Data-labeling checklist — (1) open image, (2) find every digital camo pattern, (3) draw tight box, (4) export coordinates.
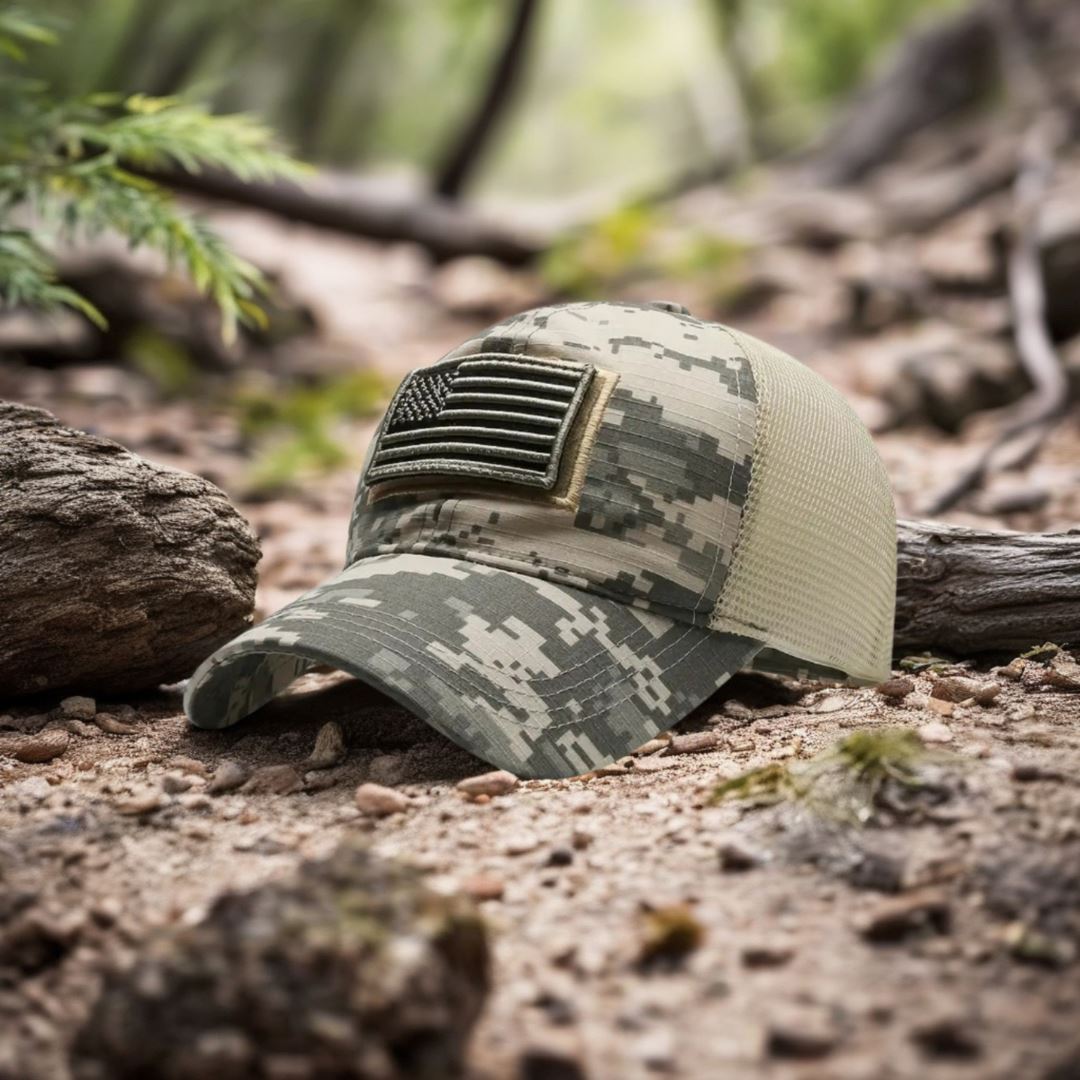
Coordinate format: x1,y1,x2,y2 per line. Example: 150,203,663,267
349,302,758,624
185,553,762,779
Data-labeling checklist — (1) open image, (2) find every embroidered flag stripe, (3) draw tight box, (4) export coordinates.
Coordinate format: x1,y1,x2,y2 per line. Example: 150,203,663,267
367,354,595,490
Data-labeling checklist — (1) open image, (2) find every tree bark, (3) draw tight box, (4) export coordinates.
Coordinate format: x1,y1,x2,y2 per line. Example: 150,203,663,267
895,519,1080,654
159,168,545,265
0,402,259,698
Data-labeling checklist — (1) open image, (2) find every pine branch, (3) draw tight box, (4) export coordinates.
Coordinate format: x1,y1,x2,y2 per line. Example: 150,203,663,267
0,4,302,341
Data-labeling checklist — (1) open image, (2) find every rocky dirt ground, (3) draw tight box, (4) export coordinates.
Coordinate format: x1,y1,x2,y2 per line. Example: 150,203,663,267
2,197,1080,1079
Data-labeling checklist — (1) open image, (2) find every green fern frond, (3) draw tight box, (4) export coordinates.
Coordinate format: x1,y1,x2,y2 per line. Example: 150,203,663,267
0,229,105,326
0,3,303,341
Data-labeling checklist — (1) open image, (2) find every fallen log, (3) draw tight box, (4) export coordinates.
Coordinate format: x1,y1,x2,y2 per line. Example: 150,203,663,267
895,519,1080,654
159,168,546,265
0,402,259,698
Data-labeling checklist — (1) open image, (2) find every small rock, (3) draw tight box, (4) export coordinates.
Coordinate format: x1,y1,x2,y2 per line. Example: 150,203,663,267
457,769,519,798
741,942,795,968
925,697,954,718
997,658,1026,681
876,677,915,701
462,874,505,902
166,755,210,776
59,695,96,720
242,765,303,796
973,682,1002,706
304,768,343,793
367,753,408,787
354,782,411,816
931,677,980,703
910,1014,981,1059
114,787,165,816
546,846,574,867
766,1007,840,1060
305,721,346,770
1007,703,1036,722
519,1041,587,1080
207,759,248,795
570,828,593,851
1043,651,1080,691
162,771,197,795
918,721,954,743
95,713,140,735
504,834,541,856
59,718,99,738
857,891,951,942
1011,762,1066,783
666,731,719,755
10,775,52,804
718,836,762,872
1,728,69,763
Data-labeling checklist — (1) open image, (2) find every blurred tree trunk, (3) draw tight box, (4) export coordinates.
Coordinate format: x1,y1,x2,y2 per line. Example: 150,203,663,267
433,0,542,200
810,2,999,185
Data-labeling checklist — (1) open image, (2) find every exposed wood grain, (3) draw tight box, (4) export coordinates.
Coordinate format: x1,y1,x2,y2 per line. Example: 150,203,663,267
0,402,259,697
896,519,1080,653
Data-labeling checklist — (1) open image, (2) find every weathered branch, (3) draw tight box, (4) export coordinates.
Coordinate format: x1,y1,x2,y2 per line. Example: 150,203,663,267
809,3,999,186
0,402,259,697
158,169,545,265
926,4,1071,513
433,0,542,200
895,519,1080,654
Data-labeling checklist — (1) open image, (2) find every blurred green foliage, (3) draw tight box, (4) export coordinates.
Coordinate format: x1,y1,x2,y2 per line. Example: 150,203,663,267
25,0,964,198
0,4,302,338
541,203,746,299
232,372,388,492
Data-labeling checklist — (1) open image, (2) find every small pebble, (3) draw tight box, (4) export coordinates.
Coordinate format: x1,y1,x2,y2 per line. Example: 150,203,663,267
367,753,408,787
95,713,140,735
546,846,574,867
930,677,980,703
766,1008,840,1060
457,769,519,798
354,782,411,816
858,891,951,942
741,942,795,968
925,697,954,718
241,765,303,796
305,721,346,770
162,771,197,795
113,787,165,816
718,836,761,872
207,759,248,795
504,834,541,856
463,874,505,902
910,1014,981,1059
876,677,914,701
974,682,1002,706
918,721,954,744
166,756,210,777
59,696,96,720
2,728,70,764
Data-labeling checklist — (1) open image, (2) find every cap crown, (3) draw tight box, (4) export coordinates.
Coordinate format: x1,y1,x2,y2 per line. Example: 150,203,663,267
348,302,895,684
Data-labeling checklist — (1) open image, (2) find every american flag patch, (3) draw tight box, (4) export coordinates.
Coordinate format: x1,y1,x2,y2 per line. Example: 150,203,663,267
367,354,596,490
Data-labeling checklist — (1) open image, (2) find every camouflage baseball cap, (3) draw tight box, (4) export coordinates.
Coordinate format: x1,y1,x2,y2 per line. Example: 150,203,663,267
185,301,896,778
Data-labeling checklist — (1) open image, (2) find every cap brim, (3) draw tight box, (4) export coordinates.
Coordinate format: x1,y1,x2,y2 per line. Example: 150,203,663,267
184,553,762,779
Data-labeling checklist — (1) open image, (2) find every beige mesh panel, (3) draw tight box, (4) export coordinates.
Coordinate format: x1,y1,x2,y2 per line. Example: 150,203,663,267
710,329,896,684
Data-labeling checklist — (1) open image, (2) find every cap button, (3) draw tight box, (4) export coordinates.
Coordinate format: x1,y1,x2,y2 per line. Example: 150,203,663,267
647,300,691,316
